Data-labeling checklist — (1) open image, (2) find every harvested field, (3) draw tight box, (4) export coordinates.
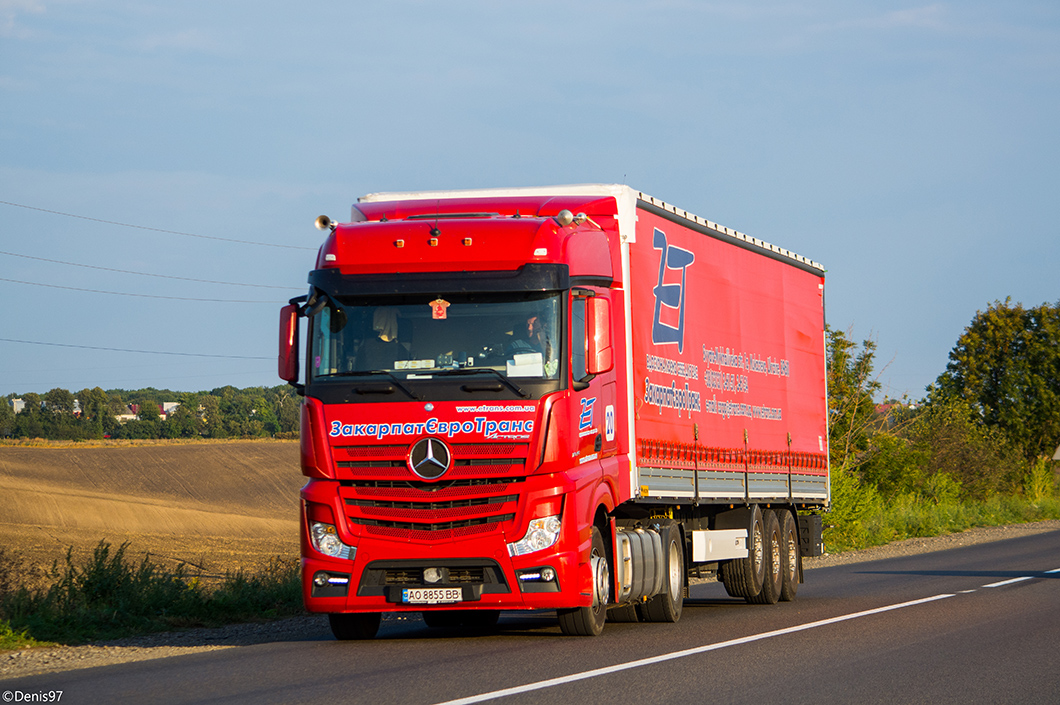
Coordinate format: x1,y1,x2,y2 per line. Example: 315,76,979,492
0,440,303,582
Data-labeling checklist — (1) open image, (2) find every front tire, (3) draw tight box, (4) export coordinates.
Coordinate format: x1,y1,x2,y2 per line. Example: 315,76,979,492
558,525,609,636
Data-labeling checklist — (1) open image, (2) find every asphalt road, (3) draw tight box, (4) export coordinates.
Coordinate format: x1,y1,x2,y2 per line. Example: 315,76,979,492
5,529,1059,705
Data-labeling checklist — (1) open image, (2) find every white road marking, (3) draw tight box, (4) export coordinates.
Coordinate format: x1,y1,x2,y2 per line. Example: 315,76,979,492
432,594,956,705
982,576,1035,588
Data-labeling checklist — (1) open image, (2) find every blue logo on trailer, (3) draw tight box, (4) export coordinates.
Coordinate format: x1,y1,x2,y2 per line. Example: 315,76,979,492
651,228,695,353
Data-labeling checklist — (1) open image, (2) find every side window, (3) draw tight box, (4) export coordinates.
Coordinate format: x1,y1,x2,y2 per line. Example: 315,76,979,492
571,295,587,383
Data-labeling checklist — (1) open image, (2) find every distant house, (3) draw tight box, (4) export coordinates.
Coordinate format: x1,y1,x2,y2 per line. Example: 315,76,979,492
115,404,139,424
114,402,180,423
11,398,25,414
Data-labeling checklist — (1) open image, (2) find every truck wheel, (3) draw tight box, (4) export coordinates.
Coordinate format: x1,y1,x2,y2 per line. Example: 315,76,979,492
748,510,782,605
779,510,799,602
720,507,765,599
639,522,684,623
329,612,382,640
558,526,609,636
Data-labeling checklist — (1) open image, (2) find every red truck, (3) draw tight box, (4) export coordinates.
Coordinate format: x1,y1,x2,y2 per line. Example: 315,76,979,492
279,184,829,639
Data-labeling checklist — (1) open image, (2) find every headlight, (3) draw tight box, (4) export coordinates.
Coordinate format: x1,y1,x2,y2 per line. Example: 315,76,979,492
310,521,356,560
507,515,562,557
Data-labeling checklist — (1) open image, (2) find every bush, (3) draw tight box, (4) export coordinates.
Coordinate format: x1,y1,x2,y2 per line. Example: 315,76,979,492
0,541,303,645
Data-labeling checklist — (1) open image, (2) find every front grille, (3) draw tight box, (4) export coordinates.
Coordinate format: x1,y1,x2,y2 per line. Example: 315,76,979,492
335,442,529,539
346,495,518,511
352,513,516,532
383,567,486,585
357,558,511,596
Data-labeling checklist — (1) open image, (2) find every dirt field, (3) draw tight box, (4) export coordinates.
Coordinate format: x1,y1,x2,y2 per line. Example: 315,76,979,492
0,440,304,582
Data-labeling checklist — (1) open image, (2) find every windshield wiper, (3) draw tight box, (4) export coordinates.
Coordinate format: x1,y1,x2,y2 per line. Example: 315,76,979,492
431,367,528,398
320,370,420,400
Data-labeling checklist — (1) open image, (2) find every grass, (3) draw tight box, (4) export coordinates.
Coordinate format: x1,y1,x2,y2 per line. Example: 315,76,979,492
0,437,296,448
4,491,1058,648
824,493,1060,553
0,542,303,648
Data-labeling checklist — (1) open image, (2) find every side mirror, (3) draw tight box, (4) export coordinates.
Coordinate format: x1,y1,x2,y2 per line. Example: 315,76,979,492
586,296,613,375
279,304,300,384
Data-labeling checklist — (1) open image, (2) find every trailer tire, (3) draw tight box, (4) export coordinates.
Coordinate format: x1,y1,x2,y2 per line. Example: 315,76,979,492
558,526,609,636
638,522,684,623
720,507,765,599
748,510,782,605
779,510,799,602
329,612,382,640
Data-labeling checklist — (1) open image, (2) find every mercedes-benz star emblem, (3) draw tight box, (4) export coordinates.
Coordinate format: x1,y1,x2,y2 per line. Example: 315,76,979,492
408,438,451,480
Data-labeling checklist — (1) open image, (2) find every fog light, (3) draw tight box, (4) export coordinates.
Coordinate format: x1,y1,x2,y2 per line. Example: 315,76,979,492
423,567,443,584
541,567,556,582
314,572,329,587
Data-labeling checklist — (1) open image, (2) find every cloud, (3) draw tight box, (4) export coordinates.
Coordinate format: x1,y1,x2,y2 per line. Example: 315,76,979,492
818,4,951,34
133,27,228,55
0,0,45,37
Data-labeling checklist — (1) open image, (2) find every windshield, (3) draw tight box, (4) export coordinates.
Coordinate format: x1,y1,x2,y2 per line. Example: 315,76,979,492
310,292,562,395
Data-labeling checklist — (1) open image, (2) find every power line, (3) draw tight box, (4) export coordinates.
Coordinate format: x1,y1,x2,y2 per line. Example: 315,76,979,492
0,249,305,290
0,337,272,360
0,199,317,251
0,277,279,303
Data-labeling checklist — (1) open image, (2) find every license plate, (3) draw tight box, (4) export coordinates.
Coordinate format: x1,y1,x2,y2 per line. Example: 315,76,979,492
402,587,463,604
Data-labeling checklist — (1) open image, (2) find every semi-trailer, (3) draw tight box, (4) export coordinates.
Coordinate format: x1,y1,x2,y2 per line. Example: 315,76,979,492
279,184,828,638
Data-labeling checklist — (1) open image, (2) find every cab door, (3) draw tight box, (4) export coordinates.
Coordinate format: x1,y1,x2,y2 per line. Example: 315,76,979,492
570,289,617,463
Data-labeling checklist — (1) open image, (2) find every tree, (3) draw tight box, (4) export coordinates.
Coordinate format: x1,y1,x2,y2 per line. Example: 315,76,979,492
44,388,75,415
162,394,199,438
932,299,1060,459
826,326,882,469
199,395,227,438
77,387,110,440
13,392,44,438
137,400,162,423
0,396,14,437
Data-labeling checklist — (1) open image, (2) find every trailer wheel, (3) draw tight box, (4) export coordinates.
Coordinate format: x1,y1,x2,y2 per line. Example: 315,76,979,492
558,526,609,636
779,510,799,602
329,612,382,640
720,506,765,599
638,522,684,623
748,510,782,605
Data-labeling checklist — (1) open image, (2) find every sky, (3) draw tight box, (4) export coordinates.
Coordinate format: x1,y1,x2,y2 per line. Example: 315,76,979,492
1,1,1057,400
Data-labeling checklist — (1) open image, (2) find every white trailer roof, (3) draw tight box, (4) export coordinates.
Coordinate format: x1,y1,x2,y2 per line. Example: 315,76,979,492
359,184,825,273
